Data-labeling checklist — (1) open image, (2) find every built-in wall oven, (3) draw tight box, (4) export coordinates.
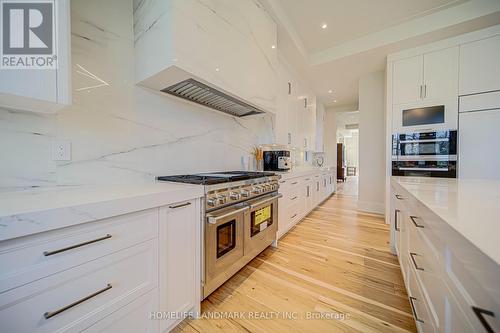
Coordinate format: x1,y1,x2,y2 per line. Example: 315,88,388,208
392,130,457,178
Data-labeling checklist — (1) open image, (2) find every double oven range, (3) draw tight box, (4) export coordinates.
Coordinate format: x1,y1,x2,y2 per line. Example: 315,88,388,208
158,171,281,299
392,130,457,178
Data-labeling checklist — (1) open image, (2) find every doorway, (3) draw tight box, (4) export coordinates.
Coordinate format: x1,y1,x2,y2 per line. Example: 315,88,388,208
336,111,359,197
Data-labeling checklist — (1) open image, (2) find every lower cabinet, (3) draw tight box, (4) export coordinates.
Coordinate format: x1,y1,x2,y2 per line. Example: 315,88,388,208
0,198,202,333
391,181,499,333
158,200,200,333
277,170,335,239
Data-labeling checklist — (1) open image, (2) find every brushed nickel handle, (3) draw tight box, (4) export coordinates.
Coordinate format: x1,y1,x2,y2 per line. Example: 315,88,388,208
207,206,249,224
288,82,291,95
291,181,298,185
409,296,424,323
44,284,112,319
410,216,424,228
472,306,496,333
423,84,427,98
43,234,112,256
410,252,424,271
290,213,298,219
419,85,423,99
395,194,404,200
291,196,298,200
169,202,191,209
394,209,400,231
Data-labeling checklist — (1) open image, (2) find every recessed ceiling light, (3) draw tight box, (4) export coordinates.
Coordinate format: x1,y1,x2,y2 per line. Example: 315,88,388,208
271,45,276,49
333,100,337,103
215,67,220,72
321,23,328,29
328,90,333,94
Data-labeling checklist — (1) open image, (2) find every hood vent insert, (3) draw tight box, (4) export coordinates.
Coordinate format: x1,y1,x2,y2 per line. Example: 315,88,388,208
161,78,265,117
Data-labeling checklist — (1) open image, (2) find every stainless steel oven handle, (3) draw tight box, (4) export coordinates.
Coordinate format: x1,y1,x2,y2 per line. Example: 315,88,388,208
248,193,283,210
398,167,449,172
207,206,249,224
399,138,449,143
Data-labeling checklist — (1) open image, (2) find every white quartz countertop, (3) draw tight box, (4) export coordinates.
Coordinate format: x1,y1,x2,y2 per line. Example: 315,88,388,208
393,176,500,265
277,166,335,180
0,183,204,242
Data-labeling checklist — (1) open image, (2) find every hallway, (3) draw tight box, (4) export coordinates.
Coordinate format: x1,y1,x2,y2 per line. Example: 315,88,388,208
173,193,416,333
336,176,359,197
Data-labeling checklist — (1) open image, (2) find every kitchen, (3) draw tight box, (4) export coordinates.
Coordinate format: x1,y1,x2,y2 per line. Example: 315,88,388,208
0,0,499,332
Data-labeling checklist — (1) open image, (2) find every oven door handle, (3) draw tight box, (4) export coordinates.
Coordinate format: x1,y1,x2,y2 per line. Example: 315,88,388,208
398,167,449,172
207,206,249,224
399,138,449,143
248,193,283,210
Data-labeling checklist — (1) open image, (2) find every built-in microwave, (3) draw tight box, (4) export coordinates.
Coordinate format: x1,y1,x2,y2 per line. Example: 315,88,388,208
392,98,458,133
392,130,457,178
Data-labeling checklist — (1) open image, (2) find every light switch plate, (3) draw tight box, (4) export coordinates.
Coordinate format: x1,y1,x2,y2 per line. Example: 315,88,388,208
52,140,71,161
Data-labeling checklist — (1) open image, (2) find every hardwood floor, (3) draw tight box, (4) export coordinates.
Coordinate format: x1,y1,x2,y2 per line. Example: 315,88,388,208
173,192,417,333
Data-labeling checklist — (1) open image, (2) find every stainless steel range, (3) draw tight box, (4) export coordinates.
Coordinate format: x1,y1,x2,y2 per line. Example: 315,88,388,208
157,171,281,299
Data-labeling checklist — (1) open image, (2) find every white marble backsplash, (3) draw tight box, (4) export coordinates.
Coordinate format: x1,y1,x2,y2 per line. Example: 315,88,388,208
0,0,274,191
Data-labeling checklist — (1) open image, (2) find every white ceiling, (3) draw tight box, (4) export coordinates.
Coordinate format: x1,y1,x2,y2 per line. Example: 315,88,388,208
277,0,467,53
262,0,500,108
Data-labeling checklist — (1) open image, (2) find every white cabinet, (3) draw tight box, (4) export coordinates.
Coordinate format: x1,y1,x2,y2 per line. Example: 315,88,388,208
459,34,500,96
392,47,458,105
393,55,423,105
458,108,500,179
0,0,71,113
423,47,459,101
391,180,500,333
159,200,200,333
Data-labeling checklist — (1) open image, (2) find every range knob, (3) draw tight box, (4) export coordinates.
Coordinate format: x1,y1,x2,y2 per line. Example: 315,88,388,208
207,198,216,207
229,192,241,200
217,195,227,205
241,189,250,197
252,187,262,194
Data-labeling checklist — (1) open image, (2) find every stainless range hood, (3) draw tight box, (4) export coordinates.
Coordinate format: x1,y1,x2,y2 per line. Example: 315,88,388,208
161,78,265,117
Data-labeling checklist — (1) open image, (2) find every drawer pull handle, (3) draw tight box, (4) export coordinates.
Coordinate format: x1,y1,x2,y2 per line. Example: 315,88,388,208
410,216,424,228
394,209,400,231
44,283,112,319
169,202,191,209
43,234,112,257
409,296,424,323
291,181,298,185
472,306,496,333
291,213,298,219
409,252,424,271
291,196,298,200
395,194,404,200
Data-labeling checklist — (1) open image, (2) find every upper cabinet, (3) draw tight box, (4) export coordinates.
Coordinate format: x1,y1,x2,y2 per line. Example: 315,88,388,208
459,35,500,96
392,47,458,105
0,0,71,113
133,0,278,115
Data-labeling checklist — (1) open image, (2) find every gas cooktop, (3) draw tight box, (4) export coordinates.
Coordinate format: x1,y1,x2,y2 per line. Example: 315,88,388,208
157,171,276,185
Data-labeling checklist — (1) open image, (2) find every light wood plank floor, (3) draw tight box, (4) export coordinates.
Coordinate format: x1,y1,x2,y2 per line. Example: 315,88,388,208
173,192,417,333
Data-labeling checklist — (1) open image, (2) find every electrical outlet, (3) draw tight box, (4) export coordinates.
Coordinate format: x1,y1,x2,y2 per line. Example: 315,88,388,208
52,140,71,161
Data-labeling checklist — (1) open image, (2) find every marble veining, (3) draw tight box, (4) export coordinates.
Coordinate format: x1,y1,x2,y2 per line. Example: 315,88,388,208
0,0,274,190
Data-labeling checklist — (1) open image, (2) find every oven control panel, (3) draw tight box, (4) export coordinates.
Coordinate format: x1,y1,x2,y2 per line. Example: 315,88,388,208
206,178,279,211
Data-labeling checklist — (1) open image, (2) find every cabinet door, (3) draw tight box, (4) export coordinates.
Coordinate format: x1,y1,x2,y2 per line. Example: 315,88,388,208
159,200,199,333
393,55,423,105
423,47,458,101
287,80,299,147
460,35,500,95
275,65,291,145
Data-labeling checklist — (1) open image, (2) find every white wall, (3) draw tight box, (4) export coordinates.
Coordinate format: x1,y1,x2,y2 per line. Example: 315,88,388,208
358,71,386,214
323,110,337,168
344,132,359,170
0,0,274,191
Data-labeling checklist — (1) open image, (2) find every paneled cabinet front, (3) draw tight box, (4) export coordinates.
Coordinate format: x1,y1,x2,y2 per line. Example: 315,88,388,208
158,200,200,333
391,181,500,333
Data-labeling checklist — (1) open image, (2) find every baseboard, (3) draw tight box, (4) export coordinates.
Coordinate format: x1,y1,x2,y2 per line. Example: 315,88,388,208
357,200,385,215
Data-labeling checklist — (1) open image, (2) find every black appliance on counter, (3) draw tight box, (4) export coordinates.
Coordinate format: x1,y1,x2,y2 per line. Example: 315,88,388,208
263,150,291,171
392,130,457,178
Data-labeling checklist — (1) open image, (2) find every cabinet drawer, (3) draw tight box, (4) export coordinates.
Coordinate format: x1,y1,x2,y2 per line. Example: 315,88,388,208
407,267,435,333
0,208,158,293
82,289,159,333
407,218,444,329
0,240,158,333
